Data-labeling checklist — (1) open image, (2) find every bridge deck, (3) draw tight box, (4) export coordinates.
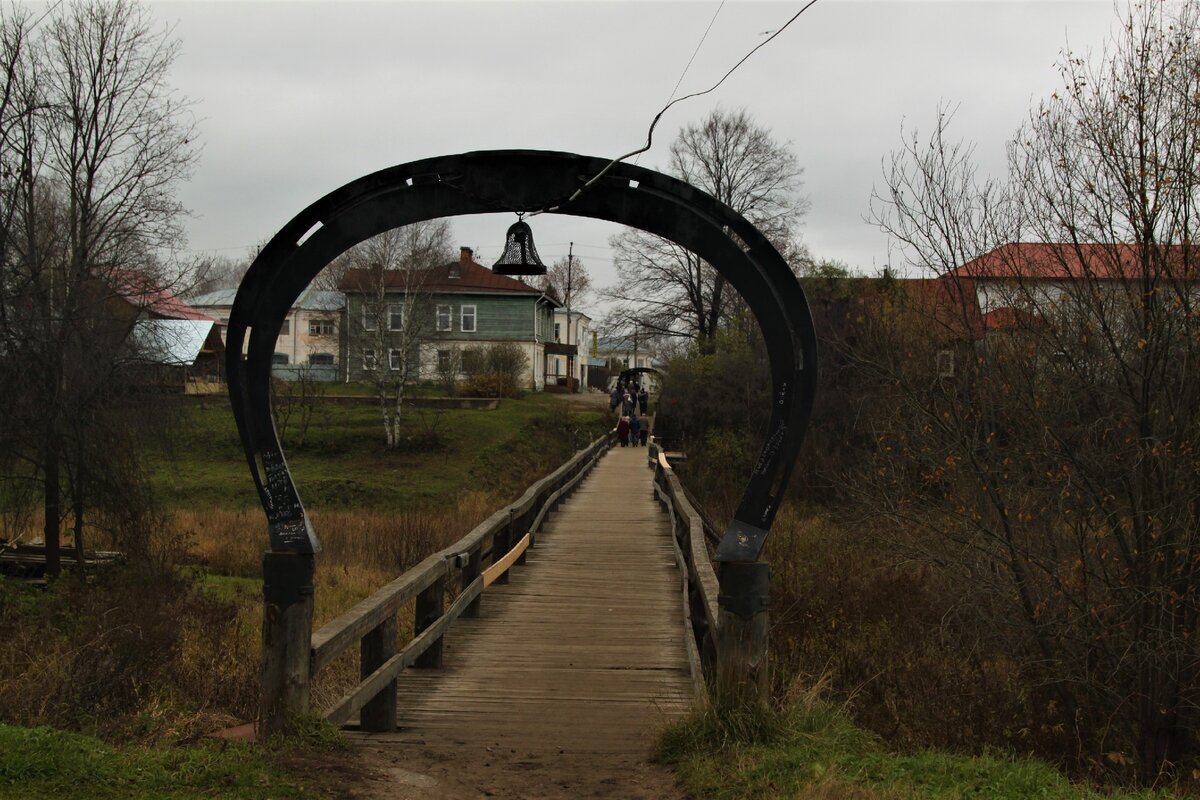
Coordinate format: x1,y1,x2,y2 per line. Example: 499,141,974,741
350,445,693,798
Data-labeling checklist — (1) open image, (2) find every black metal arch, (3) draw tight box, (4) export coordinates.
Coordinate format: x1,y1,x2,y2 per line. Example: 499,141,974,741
225,150,817,563
617,366,661,387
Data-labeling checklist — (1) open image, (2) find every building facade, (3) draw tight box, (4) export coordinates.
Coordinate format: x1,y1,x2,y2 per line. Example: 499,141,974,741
189,286,343,380
339,247,559,389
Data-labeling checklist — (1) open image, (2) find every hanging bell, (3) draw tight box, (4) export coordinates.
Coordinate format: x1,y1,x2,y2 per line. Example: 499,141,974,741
492,219,548,276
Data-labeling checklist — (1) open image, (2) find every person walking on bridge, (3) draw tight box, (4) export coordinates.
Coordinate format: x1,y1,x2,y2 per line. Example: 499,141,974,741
638,386,648,415
609,385,621,412
629,413,641,447
616,415,631,447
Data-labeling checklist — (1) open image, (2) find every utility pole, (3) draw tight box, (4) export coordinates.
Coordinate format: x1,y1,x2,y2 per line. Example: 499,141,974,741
566,242,574,392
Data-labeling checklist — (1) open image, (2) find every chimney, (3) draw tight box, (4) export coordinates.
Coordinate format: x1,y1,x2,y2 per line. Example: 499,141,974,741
450,246,471,280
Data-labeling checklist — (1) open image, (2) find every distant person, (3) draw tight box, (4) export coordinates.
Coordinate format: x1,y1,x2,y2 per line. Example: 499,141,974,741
639,424,649,447
629,413,641,447
609,386,621,412
616,415,631,447
622,391,635,416
638,386,648,415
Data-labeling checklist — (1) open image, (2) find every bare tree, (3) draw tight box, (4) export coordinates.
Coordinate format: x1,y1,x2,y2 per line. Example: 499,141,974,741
608,107,809,346
862,0,1200,781
343,222,453,448
538,254,591,310
0,0,197,574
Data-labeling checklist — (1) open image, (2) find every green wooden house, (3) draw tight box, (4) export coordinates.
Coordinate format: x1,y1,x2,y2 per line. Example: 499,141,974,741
339,247,571,388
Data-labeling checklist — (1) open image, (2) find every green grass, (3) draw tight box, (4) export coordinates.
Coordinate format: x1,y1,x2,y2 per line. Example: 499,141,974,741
153,392,605,511
0,724,317,799
658,702,1168,800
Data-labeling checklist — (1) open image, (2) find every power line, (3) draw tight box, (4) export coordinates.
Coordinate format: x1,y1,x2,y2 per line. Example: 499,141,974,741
531,0,822,217
634,0,726,167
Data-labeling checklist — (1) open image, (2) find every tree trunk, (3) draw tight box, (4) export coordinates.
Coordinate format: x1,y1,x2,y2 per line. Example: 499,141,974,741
43,436,61,578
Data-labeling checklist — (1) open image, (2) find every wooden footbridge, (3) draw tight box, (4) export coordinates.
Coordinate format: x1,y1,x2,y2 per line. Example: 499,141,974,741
268,431,727,791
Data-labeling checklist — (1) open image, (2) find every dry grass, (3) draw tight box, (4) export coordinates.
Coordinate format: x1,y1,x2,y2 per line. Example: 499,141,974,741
0,491,503,738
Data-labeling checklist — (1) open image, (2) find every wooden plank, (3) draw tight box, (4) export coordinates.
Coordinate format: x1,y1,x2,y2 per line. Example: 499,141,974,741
358,446,695,758
482,532,530,587
324,576,484,726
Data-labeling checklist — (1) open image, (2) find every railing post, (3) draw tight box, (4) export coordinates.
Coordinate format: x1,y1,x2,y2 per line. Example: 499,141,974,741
515,505,530,566
492,510,512,584
359,615,397,732
714,561,770,708
260,551,315,735
463,546,482,618
414,575,446,668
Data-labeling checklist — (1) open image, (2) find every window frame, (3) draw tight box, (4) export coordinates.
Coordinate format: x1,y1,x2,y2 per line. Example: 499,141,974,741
389,348,403,371
388,304,404,332
362,348,377,370
436,304,452,332
308,353,334,366
309,318,335,336
271,352,289,366
460,304,477,333
362,304,377,332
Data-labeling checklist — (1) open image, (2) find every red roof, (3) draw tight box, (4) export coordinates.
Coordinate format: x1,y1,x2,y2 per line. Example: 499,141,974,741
111,269,214,321
948,242,1196,282
339,248,544,296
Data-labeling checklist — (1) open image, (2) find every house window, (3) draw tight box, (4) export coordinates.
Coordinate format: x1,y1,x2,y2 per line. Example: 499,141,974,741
389,349,404,371
389,304,404,332
437,349,452,372
554,322,561,342
309,319,334,336
462,349,483,374
309,353,334,366
461,305,476,333
363,305,377,331
279,319,290,336
362,349,377,370
436,305,452,331
272,352,289,365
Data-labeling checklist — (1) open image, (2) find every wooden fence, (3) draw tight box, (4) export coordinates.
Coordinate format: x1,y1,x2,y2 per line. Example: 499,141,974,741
648,440,720,692
308,433,612,730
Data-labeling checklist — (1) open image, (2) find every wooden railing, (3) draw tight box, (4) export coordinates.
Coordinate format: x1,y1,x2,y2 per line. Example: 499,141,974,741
310,433,612,730
649,439,720,694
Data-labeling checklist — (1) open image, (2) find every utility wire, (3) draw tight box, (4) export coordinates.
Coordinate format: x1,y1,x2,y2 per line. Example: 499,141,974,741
531,0,821,217
634,0,726,167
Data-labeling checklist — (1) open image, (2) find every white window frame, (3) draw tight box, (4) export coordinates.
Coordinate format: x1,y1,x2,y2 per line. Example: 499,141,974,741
554,322,561,342
362,348,377,370
460,304,477,333
309,318,334,336
388,304,404,332
389,348,403,371
436,304,452,332
362,304,377,331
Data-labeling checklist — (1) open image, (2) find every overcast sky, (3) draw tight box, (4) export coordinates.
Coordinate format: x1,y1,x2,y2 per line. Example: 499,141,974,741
145,0,1120,304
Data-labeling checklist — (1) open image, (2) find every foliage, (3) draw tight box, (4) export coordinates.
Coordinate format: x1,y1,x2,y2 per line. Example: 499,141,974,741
0,0,199,575
460,342,530,398
659,696,1169,800
859,0,1200,782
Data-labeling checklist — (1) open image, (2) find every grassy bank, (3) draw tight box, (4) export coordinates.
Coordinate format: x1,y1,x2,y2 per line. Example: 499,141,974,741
0,723,353,800
156,391,605,511
660,701,1166,800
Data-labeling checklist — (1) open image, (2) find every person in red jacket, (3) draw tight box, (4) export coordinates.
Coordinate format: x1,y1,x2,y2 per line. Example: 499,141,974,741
616,415,631,447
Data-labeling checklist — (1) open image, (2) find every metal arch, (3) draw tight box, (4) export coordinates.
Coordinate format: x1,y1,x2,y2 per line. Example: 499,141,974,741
225,150,817,563
617,366,662,386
